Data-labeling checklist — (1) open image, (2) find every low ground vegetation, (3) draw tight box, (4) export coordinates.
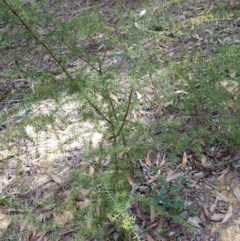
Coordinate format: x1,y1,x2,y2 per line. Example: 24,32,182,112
0,0,240,240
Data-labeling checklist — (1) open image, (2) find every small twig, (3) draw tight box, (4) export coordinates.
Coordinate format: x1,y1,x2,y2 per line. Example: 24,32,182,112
9,79,30,84
109,88,134,173
108,94,118,121
213,156,240,168
97,48,108,75
62,39,102,74
0,99,22,104
88,99,112,125
115,87,134,139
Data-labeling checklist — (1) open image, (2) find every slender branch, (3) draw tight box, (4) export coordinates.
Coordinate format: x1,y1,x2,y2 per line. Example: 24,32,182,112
63,37,108,76
115,87,134,139
97,49,108,75
110,87,134,173
2,0,72,80
3,0,114,126
62,39,102,74
88,99,112,125
108,94,118,121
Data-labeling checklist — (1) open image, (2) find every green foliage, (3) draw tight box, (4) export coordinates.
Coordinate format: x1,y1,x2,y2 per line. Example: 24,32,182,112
72,170,140,240
0,196,14,206
134,192,193,231
172,43,240,149
158,224,168,235
153,176,185,215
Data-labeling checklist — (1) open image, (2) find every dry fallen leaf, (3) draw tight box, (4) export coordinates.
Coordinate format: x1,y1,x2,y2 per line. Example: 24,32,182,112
229,70,237,79
96,205,101,218
50,174,63,185
110,94,119,104
232,185,240,203
32,231,37,239
181,151,188,168
0,213,11,236
147,221,159,229
80,188,89,197
77,188,89,201
221,204,233,224
199,139,205,147
210,201,217,213
210,224,220,238
202,205,210,217
34,231,47,241
54,210,74,226
201,155,207,168
216,191,230,203
193,34,204,41
155,103,163,115
188,73,194,80
166,173,183,182
22,234,31,241
147,178,156,184
147,168,161,184
79,162,89,170
43,236,48,241
146,233,155,241
37,212,52,223
159,151,166,167
146,94,152,101
38,213,45,222
89,165,95,175
19,219,28,231
175,90,188,95
190,180,198,188
156,152,161,167
150,205,155,223
136,91,143,100
209,213,225,222
128,176,135,187
76,199,90,209
220,79,238,95
145,154,152,167
187,216,202,228
32,161,46,174
210,197,219,213
217,167,230,181
203,205,225,221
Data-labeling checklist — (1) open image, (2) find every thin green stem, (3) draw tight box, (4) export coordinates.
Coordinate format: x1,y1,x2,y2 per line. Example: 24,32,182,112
115,87,134,139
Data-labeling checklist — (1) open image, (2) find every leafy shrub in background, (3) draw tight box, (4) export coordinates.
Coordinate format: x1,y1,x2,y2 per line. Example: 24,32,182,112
172,44,240,149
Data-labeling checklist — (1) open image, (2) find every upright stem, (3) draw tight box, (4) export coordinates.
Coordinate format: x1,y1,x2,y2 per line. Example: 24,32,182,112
112,87,134,173
115,87,134,139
